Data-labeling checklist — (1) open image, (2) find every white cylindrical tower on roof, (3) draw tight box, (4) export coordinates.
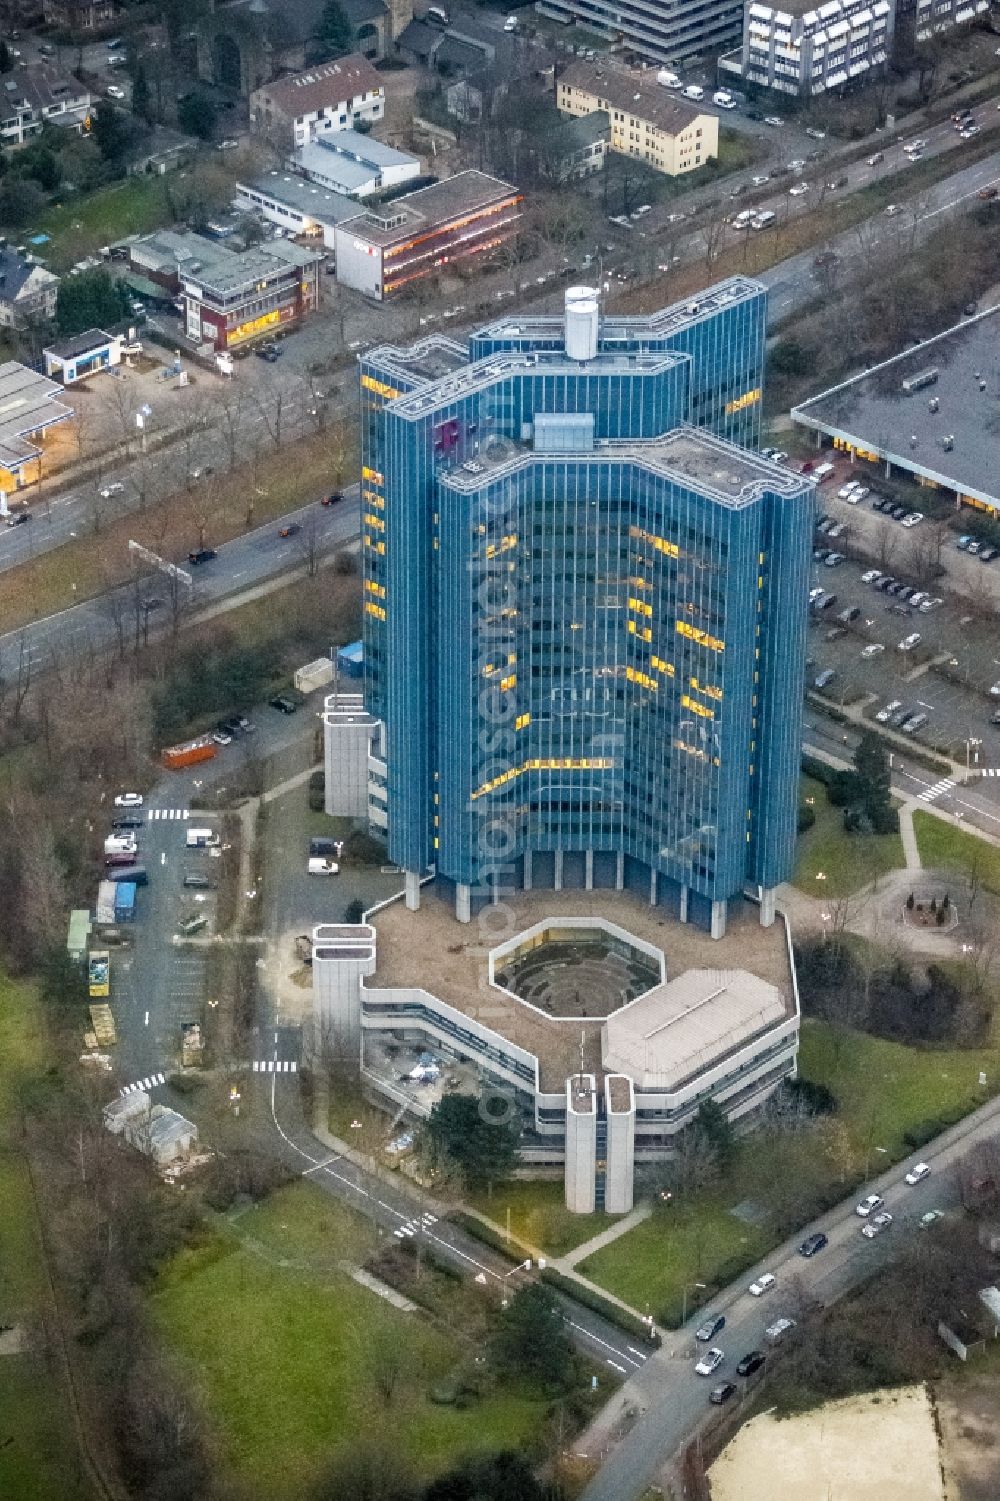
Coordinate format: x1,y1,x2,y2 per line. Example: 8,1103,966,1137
564,286,599,362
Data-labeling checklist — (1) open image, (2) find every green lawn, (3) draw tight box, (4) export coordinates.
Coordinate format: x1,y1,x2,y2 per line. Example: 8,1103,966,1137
0,972,90,1501
794,776,905,897
798,1017,999,1156
912,811,1000,894
469,1178,618,1257
36,176,175,270
576,1198,771,1327
154,1184,551,1499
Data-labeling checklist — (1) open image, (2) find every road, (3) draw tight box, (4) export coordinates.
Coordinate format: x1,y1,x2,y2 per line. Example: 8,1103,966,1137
579,1088,1000,1501
0,489,360,669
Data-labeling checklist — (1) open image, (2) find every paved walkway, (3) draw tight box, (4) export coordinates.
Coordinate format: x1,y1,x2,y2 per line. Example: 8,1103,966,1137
560,1202,653,1270
899,800,922,872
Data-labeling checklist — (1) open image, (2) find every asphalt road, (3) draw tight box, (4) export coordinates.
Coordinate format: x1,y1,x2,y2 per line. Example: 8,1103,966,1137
0,489,360,669
579,1088,1000,1501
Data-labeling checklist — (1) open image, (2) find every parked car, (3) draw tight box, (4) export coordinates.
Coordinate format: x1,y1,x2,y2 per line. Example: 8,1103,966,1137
188,548,218,564
748,1273,776,1297
855,1193,884,1217
920,1210,945,1229
901,512,924,528
178,913,208,935
898,633,921,652
709,1382,737,1405
861,643,885,658
321,491,344,507
861,1212,893,1239
5,511,32,527
212,727,233,746
112,815,144,830
114,792,143,807
814,669,836,689
270,695,298,714
906,1162,931,1185
764,1317,797,1344
798,1232,828,1257
875,699,902,724
838,606,861,623
182,872,215,889
695,1314,726,1342
737,1351,766,1377
695,1347,726,1376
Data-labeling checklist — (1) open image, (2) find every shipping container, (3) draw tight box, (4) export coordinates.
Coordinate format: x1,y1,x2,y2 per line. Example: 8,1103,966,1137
96,881,118,925
104,865,148,885
161,735,217,770
293,657,334,694
114,883,137,921
88,949,110,998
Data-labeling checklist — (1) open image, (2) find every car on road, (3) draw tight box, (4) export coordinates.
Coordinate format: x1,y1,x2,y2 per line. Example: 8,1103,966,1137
100,485,124,503
188,548,218,564
978,186,999,201
898,633,921,652
861,644,885,658
905,1162,931,1185
212,727,233,746
256,346,279,362
235,715,255,733
765,1317,797,1345
980,546,999,563
805,126,826,139
789,182,810,196
750,174,769,186
321,491,343,506
763,115,783,127
695,1347,725,1376
814,669,836,689
278,522,302,538
861,568,881,583
709,1382,737,1405
308,856,340,875
920,1209,945,1229
182,872,215,889
748,1273,776,1297
838,606,861,624
861,1212,893,1239
813,250,838,268
5,511,32,526
798,1232,828,1257
856,1193,884,1217
112,815,144,830
901,512,923,527
695,1314,726,1342
885,203,901,216
106,83,126,99
867,152,884,166
787,158,806,171
737,1351,766,1377
269,695,298,714
114,792,143,807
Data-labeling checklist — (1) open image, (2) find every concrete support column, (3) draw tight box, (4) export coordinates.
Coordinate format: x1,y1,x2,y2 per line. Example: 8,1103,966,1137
649,869,658,907
584,849,594,890
710,898,727,941
615,851,624,890
404,870,421,911
759,886,776,928
554,849,563,891
679,884,689,925
523,850,533,891
885,458,892,478
455,882,471,924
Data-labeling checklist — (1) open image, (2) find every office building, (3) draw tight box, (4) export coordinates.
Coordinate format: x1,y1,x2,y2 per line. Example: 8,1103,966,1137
537,0,743,67
792,306,1000,515
249,54,385,150
334,170,523,301
556,62,718,175
725,0,892,97
914,0,990,41
356,277,812,938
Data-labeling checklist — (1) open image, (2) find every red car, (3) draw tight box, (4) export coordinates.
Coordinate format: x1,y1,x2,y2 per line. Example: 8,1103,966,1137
320,492,343,507
278,522,302,538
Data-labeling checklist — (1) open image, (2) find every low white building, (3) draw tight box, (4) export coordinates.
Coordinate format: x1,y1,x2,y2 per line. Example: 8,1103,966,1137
43,328,125,385
295,131,421,199
234,172,359,250
250,54,386,150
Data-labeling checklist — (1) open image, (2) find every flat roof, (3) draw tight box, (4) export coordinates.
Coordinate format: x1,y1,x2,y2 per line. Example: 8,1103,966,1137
792,306,1000,511
45,328,116,361
339,170,520,248
321,129,419,169
607,427,809,508
370,886,792,1091
603,968,788,1091
239,172,359,224
558,59,706,135
0,360,75,469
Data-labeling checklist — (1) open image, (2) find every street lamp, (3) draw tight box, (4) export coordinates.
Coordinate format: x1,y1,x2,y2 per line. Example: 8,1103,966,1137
500,1258,533,1308
682,1280,706,1325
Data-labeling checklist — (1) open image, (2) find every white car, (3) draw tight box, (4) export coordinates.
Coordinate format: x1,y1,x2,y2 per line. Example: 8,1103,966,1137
763,115,783,127
713,90,736,109
748,1273,776,1297
106,84,126,100
861,568,880,583
751,174,769,186
852,486,870,501
905,1162,931,1185
838,482,861,499
875,700,902,723
503,13,518,28
918,597,942,612
885,203,901,216
308,857,340,875
787,158,806,171
789,182,810,196
861,1212,893,1239
856,1193,884,1217
901,512,924,528
113,792,144,808
898,633,921,652
99,481,125,498
813,461,835,479
861,644,885,658
805,126,826,139
695,1347,725,1376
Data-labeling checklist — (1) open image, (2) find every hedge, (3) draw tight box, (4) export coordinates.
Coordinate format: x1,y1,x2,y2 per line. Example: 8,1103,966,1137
540,1266,661,1347
450,1210,531,1264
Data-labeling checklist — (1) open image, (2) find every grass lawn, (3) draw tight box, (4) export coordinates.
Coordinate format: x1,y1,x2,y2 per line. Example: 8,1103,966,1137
469,1178,618,1257
36,177,175,271
793,776,905,897
798,1017,1000,1156
912,811,1000,894
0,422,358,636
154,1183,551,1498
577,1197,771,1326
0,972,90,1501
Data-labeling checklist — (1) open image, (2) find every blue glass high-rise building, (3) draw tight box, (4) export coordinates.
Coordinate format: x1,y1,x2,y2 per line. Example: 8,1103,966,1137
358,277,812,936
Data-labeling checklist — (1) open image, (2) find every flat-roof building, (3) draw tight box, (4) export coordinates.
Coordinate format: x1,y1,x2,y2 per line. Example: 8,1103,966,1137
234,172,359,250
334,170,523,301
538,0,743,68
726,0,892,97
556,62,718,175
791,306,1000,514
294,130,421,199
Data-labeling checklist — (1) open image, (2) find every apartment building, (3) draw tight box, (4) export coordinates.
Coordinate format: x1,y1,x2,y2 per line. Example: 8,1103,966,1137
556,62,718,175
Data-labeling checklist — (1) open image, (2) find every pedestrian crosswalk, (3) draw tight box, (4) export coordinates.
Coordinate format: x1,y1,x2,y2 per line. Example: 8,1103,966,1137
147,808,192,821
393,1211,438,1239
919,777,956,803
252,1059,298,1074
120,1071,166,1096
979,768,1000,777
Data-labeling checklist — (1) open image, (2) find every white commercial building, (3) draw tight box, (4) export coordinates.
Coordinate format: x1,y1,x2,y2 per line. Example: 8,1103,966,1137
234,172,360,250
295,131,421,199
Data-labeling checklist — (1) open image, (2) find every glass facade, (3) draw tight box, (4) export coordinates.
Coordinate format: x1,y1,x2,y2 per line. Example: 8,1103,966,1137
358,277,812,923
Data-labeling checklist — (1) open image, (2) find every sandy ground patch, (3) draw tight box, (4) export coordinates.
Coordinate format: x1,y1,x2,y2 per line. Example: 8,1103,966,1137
936,1361,1000,1501
709,1386,944,1501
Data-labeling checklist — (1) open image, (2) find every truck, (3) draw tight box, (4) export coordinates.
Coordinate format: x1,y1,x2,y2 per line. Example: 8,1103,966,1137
88,949,110,998
186,827,220,849
96,880,118,926
104,834,137,857
114,882,137,922
104,864,148,886
106,849,140,867
293,657,334,695
161,735,217,771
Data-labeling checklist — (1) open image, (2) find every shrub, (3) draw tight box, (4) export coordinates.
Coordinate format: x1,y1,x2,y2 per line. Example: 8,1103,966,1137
797,803,816,834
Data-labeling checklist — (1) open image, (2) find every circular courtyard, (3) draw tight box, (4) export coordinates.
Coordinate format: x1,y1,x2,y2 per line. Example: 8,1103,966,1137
493,922,663,1018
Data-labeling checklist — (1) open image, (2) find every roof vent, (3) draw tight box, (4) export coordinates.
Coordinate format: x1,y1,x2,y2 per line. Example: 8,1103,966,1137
902,366,938,395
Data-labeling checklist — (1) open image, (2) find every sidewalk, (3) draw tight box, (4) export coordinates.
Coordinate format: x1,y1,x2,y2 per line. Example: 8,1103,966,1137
559,1202,653,1269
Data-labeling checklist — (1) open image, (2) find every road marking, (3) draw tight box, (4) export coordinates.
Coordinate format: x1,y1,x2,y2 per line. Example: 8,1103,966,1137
919,777,956,803
607,1359,628,1374
148,808,192,820
144,1010,149,1026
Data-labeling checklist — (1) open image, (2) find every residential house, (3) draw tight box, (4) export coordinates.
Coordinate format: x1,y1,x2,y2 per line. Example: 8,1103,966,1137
0,64,92,148
42,0,118,28
0,248,59,330
249,53,385,151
